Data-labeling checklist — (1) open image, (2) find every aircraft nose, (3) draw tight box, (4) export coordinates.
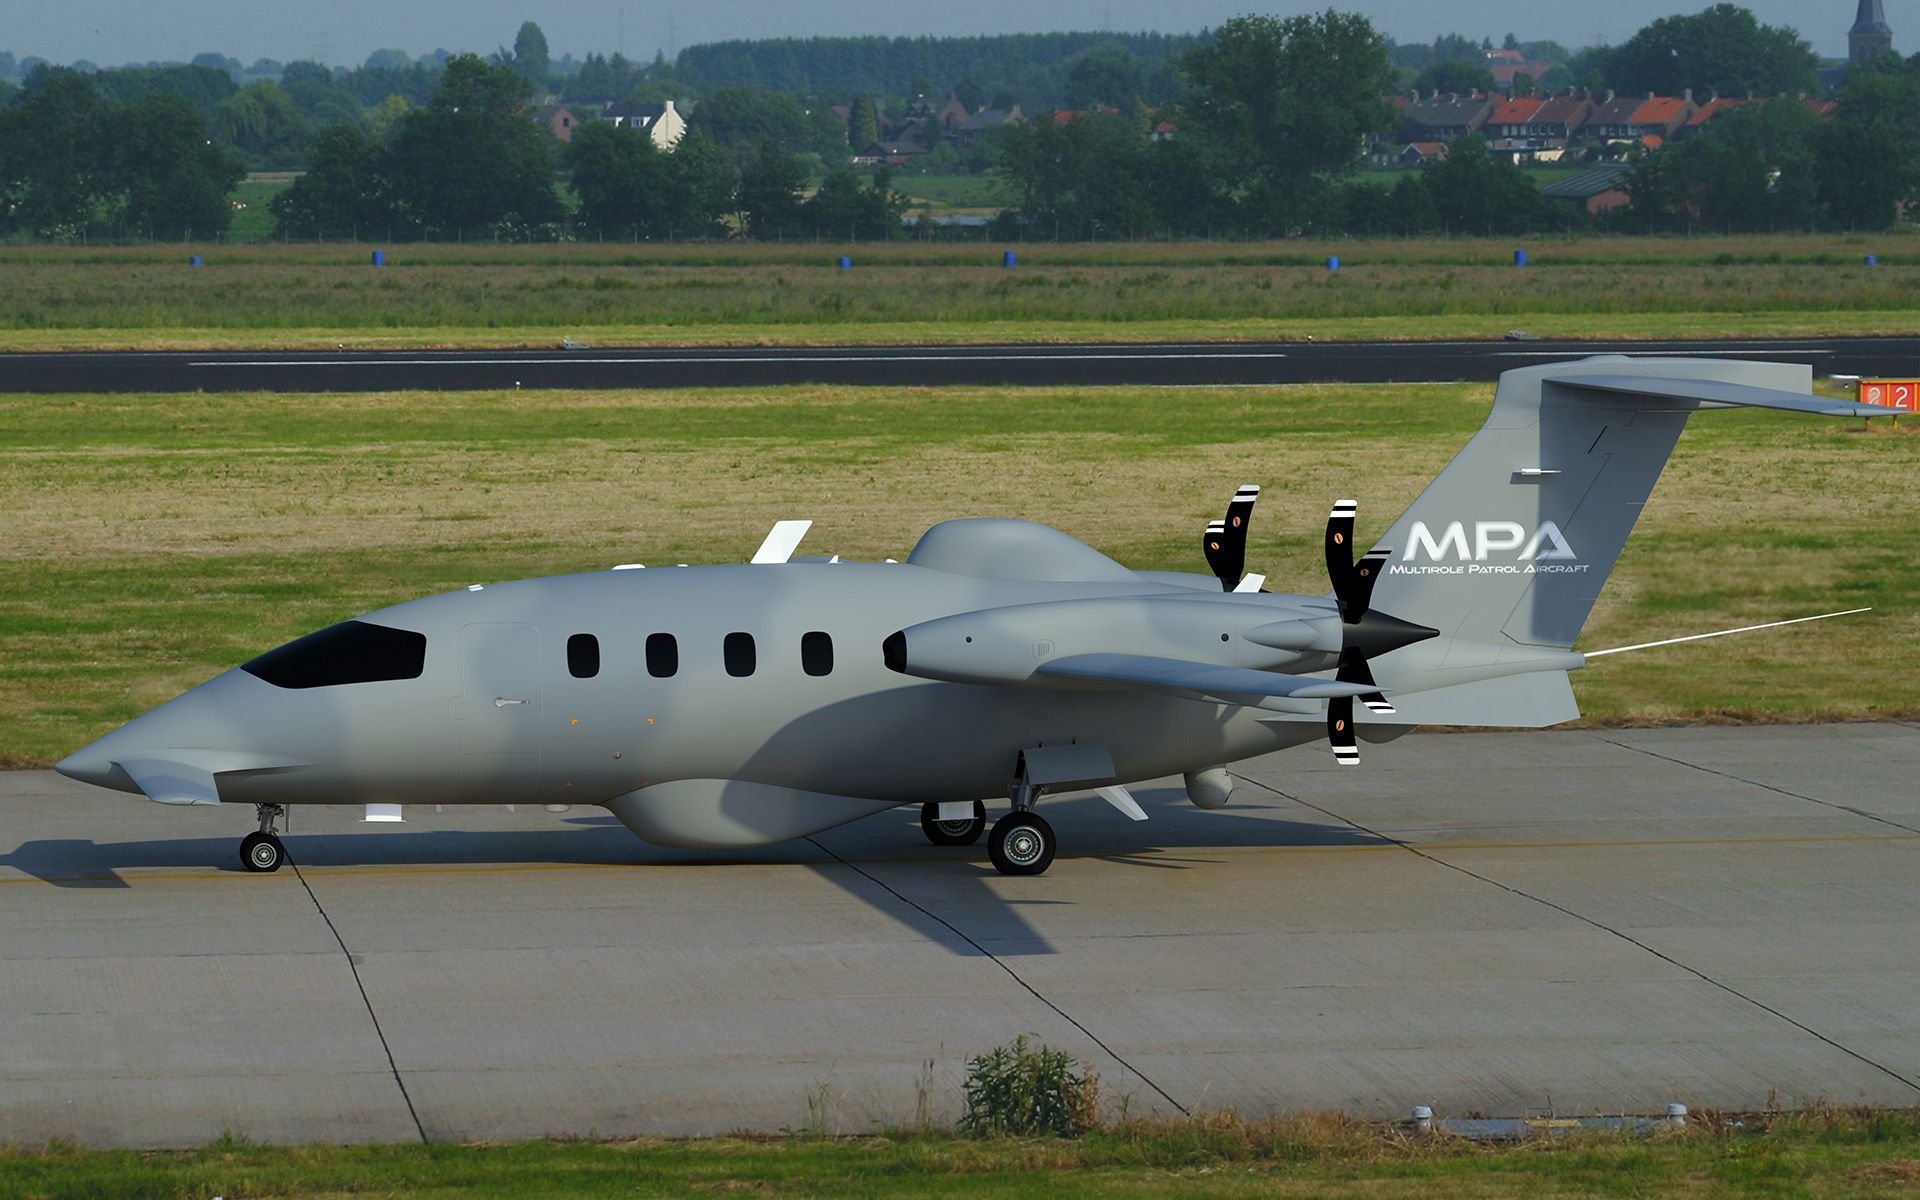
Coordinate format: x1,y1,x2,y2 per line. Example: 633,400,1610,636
53,744,118,789
54,686,213,794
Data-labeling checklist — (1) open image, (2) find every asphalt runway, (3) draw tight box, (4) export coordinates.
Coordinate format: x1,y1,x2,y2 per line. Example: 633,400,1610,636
3,335,1917,393
3,722,1917,1148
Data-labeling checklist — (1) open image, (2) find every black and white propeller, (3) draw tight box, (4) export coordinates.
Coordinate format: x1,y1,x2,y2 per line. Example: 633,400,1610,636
1203,485,1263,592
1321,498,1438,766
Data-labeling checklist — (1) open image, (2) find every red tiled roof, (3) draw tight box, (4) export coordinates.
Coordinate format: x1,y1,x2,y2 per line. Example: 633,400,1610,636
1630,96,1689,126
1685,96,1743,126
1640,133,1664,149
1488,96,1545,124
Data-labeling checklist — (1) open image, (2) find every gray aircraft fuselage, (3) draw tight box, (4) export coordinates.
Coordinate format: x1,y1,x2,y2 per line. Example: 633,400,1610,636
62,546,1331,846
55,355,1888,865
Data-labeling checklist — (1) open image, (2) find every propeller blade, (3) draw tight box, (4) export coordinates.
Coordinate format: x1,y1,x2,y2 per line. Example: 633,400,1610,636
1351,548,1390,616
1204,485,1260,591
1328,695,1358,765
1202,520,1229,589
1325,499,1358,616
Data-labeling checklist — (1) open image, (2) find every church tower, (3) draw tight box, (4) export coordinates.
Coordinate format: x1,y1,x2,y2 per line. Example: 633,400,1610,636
1850,0,1895,63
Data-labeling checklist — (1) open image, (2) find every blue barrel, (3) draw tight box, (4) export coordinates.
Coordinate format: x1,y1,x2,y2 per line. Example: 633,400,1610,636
189,255,202,266
371,249,385,266
1865,255,1878,266
1514,248,1528,267
836,255,851,270
1003,250,1017,267
1326,256,1339,271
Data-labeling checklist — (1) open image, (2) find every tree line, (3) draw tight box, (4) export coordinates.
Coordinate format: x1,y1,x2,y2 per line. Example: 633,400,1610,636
272,56,908,242
3,6,1916,243
990,12,1920,238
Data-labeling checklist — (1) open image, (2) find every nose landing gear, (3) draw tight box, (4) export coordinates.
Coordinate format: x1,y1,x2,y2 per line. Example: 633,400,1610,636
241,804,287,873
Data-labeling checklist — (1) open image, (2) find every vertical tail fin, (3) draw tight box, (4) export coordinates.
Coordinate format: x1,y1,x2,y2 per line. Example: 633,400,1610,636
1365,356,1877,650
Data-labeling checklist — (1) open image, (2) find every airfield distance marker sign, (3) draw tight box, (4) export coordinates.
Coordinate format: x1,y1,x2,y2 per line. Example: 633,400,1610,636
1858,379,1915,427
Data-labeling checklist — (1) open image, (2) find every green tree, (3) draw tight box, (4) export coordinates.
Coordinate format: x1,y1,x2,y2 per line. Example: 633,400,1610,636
565,119,672,235
0,67,107,236
1817,58,1920,230
1510,72,1537,98
511,21,550,87
1177,12,1397,230
1604,4,1816,97
1413,59,1495,94
210,81,311,168
694,88,806,152
106,92,246,238
803,105,849,159
384,54,559,237
735,139,804,238
269,123,388,237
849,94,880,149
368,94,411,139
662,127,736,237
1420,136,1551,233
1065,46,1147,108
803,165,907,239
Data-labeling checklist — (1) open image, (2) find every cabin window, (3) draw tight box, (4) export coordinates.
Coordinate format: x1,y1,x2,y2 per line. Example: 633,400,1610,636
646,633,678,678
801,631,833,677
243,621,426,690
724,632,756,677
567,633,600,679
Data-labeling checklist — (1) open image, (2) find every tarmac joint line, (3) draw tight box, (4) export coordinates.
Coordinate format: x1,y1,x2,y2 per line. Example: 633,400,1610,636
1230,771,1920,1099
1598,736,1920,836
289,851,431,1143
802,835,1191,1119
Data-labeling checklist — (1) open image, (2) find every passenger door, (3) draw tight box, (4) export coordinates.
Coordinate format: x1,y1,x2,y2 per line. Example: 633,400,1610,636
458,622,543,803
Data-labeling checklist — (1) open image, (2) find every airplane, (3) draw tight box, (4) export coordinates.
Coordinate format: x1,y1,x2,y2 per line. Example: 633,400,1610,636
53,356,1884,877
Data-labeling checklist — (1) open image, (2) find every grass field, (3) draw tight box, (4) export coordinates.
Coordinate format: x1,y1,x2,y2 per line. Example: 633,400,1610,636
0,234,1914,349
6,1110,1920,1198
1,381,1911,767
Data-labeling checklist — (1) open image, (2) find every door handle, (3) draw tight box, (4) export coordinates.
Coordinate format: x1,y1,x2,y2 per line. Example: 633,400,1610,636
494,696,528,707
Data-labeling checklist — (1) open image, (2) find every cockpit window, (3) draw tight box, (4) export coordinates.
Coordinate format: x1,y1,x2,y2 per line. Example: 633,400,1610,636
243,621,427,689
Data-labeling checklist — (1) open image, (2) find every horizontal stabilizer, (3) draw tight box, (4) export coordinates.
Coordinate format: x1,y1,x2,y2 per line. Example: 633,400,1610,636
1552,374,1887,418
1037,653,1374,708
1364,670,1577,728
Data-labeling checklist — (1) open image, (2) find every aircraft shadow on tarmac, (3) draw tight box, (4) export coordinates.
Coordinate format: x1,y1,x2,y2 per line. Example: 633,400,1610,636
0,787,1380,955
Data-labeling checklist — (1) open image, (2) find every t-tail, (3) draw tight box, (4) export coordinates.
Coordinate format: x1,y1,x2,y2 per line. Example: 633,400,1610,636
1353,356,1882,728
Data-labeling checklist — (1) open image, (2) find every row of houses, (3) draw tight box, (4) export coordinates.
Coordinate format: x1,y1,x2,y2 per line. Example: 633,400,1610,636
844,92,1026,165
531,99,688,150
1387,88,1840,165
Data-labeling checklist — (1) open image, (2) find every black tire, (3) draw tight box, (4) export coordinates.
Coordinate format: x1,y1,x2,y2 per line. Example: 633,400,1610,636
241,831,284,873
988,811,1055,876
921,801,986,846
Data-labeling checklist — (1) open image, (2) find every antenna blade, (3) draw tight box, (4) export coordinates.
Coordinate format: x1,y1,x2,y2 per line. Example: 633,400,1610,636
1095,785,1149,822
750,520,813,564
1584,608,1871,658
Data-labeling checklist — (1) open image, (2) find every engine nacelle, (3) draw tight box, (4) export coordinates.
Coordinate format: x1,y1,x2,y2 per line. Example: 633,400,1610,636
883,596,1330,687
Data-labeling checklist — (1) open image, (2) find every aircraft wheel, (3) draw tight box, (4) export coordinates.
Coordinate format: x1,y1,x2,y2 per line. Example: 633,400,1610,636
988,811,1055,877
921,801,986,846
241,832,285,873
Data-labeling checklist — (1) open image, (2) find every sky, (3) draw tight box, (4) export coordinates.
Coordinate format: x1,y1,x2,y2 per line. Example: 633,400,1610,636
8,1,1902,70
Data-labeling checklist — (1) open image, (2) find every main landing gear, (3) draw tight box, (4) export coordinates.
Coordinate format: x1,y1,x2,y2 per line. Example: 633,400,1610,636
986,763,1055,877
241,803,287,873
920,800,986,846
